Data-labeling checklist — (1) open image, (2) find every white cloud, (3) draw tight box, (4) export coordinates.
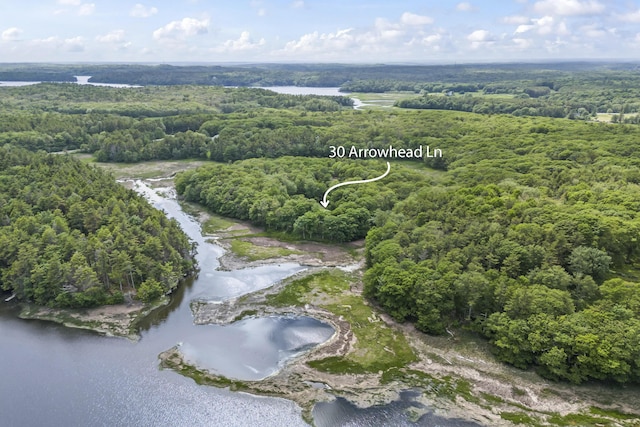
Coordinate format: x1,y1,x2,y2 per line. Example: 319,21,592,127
64,36,85,51
153,17,209,40
515,24,535,34
78,3,95,16
1,27,23,41
614,10,640,23
372,18,404,41
32,36,85,52
400,12,433,26
282,28,355,55
291,0,304,8
216,31,266,52
96,30,125,43
130,4,158,18
502,15,530,25
533,16,555,35
513,16,569,37
56,0,95,16
279,13,443,60
580,23,607,38
408,33,445,51
422,34,442,44
467,29,494,48
512,38,532,49
533,0,604,16
467,29,491,42
456,2,473,12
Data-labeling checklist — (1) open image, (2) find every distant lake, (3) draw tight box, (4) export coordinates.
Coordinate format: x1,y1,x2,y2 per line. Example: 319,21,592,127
0,76,140,88
258,86,345,96
259,86,364,108
0,81,41,86
74,76,141,88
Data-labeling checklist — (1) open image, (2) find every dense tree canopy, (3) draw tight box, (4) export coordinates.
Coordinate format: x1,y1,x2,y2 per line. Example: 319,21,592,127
175,157,432,242
359,115,640,384
0,147,196,307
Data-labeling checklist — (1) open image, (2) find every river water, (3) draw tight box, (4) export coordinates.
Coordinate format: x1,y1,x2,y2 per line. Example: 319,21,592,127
0,77,139,88
258,86,365,109
0,180,477,426
0,73,484,425
0,180,323,427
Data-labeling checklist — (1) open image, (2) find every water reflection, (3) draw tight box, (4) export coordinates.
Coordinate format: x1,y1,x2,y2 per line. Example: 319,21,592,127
0,181,321,427
180,316,334,380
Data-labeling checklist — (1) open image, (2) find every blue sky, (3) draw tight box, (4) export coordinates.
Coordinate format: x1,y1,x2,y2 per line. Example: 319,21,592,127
1,0,640,63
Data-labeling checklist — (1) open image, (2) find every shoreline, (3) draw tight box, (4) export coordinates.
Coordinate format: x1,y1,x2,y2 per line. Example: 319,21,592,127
11,169,639,426
180,267,501,426
167,206,640,427
18,296,171,340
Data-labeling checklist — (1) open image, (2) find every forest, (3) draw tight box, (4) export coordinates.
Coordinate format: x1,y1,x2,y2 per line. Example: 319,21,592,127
0,146,196,307
4,62,640,121
2,64,640,385
1,61,635,87
175,157,432,242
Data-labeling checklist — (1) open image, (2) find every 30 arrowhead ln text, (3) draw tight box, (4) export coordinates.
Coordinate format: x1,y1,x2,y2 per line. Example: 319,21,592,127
328,145,442,159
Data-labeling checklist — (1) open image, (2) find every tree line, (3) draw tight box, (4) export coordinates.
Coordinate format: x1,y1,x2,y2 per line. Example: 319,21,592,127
175,157,431,243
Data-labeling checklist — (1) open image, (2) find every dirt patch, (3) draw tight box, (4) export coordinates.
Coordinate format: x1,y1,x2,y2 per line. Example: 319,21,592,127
93,159,209,180
187,267,640,427
202,216,363,271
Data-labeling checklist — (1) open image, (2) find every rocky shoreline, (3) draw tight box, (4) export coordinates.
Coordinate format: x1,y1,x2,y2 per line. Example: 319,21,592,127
166,217,640,427
19,297,170,340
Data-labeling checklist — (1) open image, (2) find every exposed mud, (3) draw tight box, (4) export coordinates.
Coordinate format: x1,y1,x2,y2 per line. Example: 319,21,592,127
18,298,166,340
164,197,640,427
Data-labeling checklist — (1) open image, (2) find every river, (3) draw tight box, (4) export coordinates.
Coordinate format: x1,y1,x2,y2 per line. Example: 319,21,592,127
0,81,363,107
0,76,139,88
1,180,477,426
0,180,321,427
257,86,365,109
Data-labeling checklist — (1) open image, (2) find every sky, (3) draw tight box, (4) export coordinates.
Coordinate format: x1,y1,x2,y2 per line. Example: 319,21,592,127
1,0,640,63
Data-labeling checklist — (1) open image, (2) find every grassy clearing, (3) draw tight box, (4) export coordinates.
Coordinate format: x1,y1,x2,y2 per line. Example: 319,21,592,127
594,112,639,123
589,406,639,420
380,368,480,404
312,295,417,373
239,230,306,243
202,215,235,233
177,201,204,218
89,158,208,180
547,413,613,426
350,91,416,108
266,269,348,306
229,239,302,261
393,160,448,182
500,412,541,425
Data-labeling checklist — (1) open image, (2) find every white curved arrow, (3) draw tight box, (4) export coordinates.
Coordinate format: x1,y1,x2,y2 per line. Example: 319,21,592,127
320,162,391,208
